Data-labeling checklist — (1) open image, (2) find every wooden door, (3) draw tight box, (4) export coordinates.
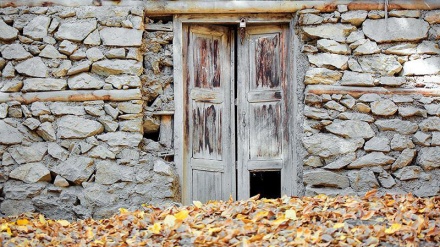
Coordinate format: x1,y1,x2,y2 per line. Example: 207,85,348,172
237,24,292,199
182,24,235,203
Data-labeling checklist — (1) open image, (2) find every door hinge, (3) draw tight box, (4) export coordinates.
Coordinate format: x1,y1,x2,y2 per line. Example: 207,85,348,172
239,17,246,45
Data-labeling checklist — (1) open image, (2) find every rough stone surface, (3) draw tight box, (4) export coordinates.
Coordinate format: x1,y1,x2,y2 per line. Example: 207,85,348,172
0,19,18,41
419,117,440,132
95,160,134,184
391,149,416,171
398,106,427,118
371,100,398,116
337,112,374,122
50,102,85,116
348,170,379,191
304,106,331,120
91,60,143,76
55,20,97,42
413,131,431,146
325,120,374,139
364,137,390,152
307,53,348,70
68,73,104,89
9,142,47,164
317,39,350,55
418,147,440,170
54,175,69,187
15,57,48,78
393,166,422,181
424,10,440,24
48,142,68,161
153,159,174,176
390,134,415,151
347,152,395,169
105,75,141,89
375,119,419,135
97,132,143,147
39,45,67,59
36,122,57,142
357,55,402,76
52,156,94,185
303,170,349,188
302,23,356,42
402,57,440,76
57,115,104,139
340,71,374,86
353,40,380,55
341,10,367,26
304,156,323,168
363,18,429,43
9,163,51,183
323,152,356,170
100,27,143,47
22,78,67,92
1,44,32,60
302,133,363,158
23,16,50,40
0,120,23,144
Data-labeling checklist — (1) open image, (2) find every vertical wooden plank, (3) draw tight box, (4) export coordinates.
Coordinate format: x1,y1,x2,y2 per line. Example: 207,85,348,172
173,16,188,203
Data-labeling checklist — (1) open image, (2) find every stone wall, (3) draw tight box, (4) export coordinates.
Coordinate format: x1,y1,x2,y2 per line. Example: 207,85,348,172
0,6,177,219
299,7,440,197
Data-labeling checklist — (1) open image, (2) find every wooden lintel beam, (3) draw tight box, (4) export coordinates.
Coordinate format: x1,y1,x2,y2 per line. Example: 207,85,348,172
0,89,142,104
306,85,440,98
145,0,440,15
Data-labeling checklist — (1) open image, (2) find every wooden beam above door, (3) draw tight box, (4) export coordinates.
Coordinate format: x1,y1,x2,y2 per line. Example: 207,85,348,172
145,0,440,15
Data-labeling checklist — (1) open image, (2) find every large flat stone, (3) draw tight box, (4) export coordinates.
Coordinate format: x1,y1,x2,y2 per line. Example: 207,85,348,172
371,100,398,116
22,78,67,92
418,147,440,170
363,18,429,43
105,75,141,89
23,16,50,40
97,132,143,147
424,10,440,24
9,162,51,183
57,115,104,139
391,148,416,171
357,54,402,76
0,44,32,60
347,170,379,191
402,57,440,76
100,27,143,47
419,117,440,132
91,60,143,76
0,120,24,144
95,160,134,185
302,23,356,42
340,71,374,86
15,57,48,78
55,20,97,42
347,152,395,169
0,19,18,41
304,170,349,188
375,119,419,135
9,142,47,164
68,73,104,90
302,133,363,158
52,156,94,185
50,102,85,116
307,53,348,70
325,120,375,139
317,39,350,55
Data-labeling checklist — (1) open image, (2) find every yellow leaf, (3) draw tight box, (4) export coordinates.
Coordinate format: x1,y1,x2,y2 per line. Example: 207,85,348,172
39,215,46,224
254,211,269,221
193,201,203,208
119,208,129,214
385,223,402,234
208,227,222,235
57,220,70,227
285,209,297,220
164,215,176,228
333,222,345,229
174,210,189,221
1,223,12,236
149,223,161,234
86,228,94,240
16,219,29,226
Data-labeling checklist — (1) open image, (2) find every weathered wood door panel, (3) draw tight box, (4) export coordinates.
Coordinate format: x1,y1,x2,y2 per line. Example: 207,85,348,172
182,22,292,203
237,24,292,199
183,24,235,203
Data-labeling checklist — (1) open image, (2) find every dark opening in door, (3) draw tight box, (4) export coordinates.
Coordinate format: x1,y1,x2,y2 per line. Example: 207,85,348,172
250,171,281,199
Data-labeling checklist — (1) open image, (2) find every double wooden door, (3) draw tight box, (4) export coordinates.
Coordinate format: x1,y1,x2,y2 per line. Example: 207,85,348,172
182,23,293,203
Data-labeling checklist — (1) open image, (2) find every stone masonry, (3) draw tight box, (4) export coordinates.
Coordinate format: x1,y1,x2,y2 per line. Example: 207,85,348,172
1,2,440,219
300,8,440,197
0,6,177,219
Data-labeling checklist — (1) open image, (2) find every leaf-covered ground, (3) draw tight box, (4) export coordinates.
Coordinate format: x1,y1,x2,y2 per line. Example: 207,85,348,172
1,190,439,246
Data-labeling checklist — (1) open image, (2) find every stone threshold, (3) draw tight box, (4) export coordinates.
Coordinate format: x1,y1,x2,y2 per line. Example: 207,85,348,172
306,85,440,98
0,89,141,104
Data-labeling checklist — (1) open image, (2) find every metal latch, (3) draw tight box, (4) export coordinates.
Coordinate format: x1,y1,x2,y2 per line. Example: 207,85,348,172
239,17,246,44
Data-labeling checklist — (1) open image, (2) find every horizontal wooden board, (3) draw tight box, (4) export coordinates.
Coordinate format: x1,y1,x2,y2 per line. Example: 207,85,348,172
247,159,283,171
191,158,224,172
248,91,282,103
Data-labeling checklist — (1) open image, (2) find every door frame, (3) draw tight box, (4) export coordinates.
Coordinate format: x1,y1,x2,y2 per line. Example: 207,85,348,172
174,14,299,204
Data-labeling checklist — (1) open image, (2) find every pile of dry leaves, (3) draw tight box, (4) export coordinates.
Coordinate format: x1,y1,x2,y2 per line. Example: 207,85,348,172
1,190,439,246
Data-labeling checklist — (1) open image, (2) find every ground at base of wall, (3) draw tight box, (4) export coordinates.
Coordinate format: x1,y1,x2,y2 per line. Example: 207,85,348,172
1,191,439,246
